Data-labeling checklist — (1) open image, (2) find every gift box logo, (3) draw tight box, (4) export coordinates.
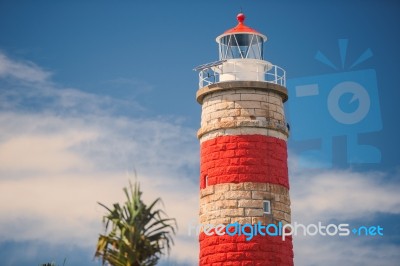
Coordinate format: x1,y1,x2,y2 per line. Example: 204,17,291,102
287,39,382,168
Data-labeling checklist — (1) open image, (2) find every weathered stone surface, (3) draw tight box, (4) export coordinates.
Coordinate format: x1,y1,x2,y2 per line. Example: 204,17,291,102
245,208,264,217
238,199,263,208
198,86,288,139
200,182,291,225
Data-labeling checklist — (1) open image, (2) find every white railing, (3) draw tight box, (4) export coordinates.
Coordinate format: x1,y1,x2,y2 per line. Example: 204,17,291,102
198,62,286,88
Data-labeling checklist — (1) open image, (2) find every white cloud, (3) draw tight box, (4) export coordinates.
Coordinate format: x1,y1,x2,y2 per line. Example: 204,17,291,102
0,129,95,175
0,52,51,83
290,167,400,223
289,154,400,266
0,52,143,116
0,173,198,251
0,52,200,264
0,111,200,263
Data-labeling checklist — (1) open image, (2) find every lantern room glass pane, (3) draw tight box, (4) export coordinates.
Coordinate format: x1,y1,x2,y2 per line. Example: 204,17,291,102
219,34,263,60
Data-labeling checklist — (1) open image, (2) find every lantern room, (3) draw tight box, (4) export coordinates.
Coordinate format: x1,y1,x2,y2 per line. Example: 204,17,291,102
216,13,266,60
195,12,285,88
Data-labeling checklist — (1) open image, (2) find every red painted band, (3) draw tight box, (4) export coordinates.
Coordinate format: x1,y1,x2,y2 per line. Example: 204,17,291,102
200,135,289,189
199,232,294,266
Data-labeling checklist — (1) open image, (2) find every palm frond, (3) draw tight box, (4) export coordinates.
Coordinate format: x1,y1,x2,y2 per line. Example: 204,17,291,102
94,180,176,266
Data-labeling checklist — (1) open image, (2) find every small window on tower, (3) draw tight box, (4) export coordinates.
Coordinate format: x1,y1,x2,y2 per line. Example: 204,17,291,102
205,175,208,187
263,200,271,214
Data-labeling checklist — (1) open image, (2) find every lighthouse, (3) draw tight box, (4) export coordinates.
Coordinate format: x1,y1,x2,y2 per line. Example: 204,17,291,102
196,13,293,265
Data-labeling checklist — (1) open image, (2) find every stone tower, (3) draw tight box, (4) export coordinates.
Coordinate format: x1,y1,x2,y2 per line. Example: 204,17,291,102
195,13,293,265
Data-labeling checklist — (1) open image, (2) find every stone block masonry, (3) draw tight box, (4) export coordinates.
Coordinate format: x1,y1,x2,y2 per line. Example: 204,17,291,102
196,81,289,140
197,80,293,265
199,182,291,225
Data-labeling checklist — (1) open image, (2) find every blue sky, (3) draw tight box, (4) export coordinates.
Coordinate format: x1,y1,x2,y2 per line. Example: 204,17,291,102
0,0,399,265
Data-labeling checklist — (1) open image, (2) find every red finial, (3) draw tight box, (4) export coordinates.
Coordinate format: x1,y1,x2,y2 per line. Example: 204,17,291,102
237,13,245,24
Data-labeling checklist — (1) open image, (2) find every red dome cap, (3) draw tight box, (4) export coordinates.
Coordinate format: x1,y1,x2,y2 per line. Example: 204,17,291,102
224,12,260,34
216,12,267,42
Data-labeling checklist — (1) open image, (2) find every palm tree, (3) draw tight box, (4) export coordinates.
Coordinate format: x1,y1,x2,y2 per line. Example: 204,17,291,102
95,181,177,266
